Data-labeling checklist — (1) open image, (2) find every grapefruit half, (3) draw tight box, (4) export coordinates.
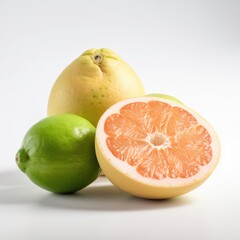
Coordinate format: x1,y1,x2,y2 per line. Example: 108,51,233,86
95,97,221,199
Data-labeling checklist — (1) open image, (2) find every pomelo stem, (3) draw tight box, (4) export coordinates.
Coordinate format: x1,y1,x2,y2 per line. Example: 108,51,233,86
92,53,103,64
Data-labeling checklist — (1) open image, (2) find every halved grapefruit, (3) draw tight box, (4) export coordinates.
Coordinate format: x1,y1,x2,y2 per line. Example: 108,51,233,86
95,97,221,199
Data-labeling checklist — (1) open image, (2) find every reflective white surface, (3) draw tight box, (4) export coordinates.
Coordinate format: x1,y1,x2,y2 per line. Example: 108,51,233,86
0,169,239,240
0,0,240,239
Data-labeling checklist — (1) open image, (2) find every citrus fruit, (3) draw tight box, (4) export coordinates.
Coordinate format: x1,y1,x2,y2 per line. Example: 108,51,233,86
95,97,221,199
146,93,183,104
47,48,145,126
16,114,100,193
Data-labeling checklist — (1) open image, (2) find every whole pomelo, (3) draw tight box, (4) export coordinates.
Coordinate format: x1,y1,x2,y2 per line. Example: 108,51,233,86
16,114,100,193
47,48,145,126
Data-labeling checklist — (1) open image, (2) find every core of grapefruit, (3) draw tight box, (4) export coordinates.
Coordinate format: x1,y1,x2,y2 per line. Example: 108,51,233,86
95,97,221,199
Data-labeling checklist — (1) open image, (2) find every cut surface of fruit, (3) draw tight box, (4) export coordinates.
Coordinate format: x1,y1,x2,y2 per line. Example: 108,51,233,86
95,97,221,199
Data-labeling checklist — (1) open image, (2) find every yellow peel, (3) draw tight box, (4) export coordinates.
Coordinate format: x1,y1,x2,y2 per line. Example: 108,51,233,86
48,48,145,126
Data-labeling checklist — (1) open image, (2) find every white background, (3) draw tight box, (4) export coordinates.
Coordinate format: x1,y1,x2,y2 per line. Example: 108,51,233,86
0,0,240,239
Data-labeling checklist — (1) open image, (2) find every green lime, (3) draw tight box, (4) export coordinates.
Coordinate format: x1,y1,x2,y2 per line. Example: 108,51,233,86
16,114,100,193
146,93,183,104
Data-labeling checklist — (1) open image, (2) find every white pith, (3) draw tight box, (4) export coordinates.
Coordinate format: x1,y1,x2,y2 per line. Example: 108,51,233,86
147,132,171,149
96,97,221,187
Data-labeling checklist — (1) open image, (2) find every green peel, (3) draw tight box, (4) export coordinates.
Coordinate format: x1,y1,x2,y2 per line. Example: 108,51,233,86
146,93,183,104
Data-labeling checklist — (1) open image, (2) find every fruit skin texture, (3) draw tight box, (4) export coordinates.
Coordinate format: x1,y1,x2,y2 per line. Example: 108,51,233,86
95,97,221,199
16,114,100,193
47,48,145,126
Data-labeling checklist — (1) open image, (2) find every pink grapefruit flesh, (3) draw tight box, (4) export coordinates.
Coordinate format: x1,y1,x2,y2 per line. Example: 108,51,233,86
95,97,221,199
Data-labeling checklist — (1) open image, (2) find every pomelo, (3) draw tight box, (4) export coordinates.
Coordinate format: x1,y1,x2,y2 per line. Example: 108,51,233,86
95,97,221,199
47,48,145,126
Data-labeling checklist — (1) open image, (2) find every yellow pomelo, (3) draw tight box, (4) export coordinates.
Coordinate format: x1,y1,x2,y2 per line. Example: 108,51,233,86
48,48,145,126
